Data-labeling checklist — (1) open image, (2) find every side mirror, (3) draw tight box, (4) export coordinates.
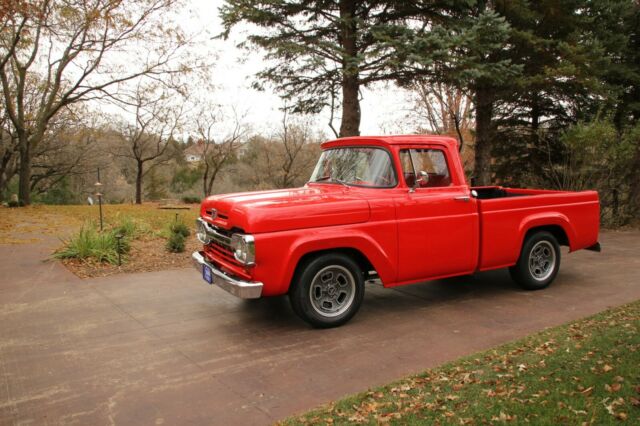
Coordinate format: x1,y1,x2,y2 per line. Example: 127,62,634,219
410,171,428,192
416,171,428,187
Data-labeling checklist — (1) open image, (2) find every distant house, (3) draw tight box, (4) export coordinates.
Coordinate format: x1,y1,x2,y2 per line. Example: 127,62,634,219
236,142,248,158
184,141,205,163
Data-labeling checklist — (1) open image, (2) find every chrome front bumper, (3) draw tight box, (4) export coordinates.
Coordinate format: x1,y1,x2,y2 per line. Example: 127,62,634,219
191,251,263,299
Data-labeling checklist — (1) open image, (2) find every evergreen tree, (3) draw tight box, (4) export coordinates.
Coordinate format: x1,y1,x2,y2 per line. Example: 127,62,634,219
220,1,452,137
388,1,519,184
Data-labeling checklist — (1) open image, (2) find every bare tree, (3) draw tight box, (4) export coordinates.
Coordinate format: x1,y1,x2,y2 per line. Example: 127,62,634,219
0,0,188,205
29,113,104,196
1,75,81,199
238,112,320,190
114,85,183,204
410,79,474,152
276,110,319,188
196,107,246,197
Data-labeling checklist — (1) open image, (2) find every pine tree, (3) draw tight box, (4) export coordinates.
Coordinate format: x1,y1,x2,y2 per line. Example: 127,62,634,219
220,1,451,137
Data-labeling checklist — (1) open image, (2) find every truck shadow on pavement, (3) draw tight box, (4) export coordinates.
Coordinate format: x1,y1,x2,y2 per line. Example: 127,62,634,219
231,267,580,329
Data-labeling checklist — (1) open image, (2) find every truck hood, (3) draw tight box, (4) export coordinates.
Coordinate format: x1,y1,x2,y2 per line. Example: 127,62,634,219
200,185,370,233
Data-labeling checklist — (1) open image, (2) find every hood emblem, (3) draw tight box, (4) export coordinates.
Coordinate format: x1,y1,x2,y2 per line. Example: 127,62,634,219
206,208,218,219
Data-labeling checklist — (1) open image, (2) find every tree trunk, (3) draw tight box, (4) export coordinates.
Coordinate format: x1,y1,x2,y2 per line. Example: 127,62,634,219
339,0,360,137
0,146,16,201
630,142,640,216
202,164,210,197
530,95,540,147
473,87,494,186
135,160,143,204
17,134,31,205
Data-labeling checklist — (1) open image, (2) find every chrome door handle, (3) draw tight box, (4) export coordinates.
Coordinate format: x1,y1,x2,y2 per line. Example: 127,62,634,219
454,196,470,202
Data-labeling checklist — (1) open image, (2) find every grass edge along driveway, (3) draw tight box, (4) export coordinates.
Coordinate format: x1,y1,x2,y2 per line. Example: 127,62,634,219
283,300,640,425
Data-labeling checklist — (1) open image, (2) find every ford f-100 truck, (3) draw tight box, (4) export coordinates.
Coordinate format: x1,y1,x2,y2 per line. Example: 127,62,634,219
193,135,601,327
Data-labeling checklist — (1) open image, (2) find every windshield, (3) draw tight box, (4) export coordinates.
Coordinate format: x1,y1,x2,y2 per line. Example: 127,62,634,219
309,147,397,188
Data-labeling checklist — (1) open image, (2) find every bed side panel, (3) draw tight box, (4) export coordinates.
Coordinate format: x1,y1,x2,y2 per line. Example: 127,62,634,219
477,190,599,270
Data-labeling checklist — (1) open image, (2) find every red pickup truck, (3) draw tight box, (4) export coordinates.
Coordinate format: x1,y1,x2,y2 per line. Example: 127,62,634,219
193,135,600,327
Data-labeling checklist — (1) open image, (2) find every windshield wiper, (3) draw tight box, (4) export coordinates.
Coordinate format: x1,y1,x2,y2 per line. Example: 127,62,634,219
309,176,349,187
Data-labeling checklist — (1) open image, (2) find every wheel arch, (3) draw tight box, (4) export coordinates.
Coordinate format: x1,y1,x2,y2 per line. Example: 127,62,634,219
518,215,574,260
286,241,388,294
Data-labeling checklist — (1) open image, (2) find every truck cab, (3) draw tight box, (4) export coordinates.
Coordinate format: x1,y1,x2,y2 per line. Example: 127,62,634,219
193,135,600,327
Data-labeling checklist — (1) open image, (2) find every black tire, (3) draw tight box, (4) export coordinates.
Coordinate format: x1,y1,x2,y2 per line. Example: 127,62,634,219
509,231,561,290
289,253,365,328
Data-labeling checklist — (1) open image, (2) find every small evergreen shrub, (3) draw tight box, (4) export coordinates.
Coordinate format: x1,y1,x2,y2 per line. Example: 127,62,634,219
181,196,201,204
166,232,185,253
170,222,190,238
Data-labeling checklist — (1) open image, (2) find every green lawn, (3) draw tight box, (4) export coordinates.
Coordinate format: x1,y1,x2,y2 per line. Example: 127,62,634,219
284,301,640,425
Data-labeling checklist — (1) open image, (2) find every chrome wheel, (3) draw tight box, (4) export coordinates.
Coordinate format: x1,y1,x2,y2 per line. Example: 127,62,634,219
309,265,356,318
528,240,556,281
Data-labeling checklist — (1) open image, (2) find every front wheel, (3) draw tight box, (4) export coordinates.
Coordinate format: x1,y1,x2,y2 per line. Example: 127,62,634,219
289,253,365,328
509,231,561,290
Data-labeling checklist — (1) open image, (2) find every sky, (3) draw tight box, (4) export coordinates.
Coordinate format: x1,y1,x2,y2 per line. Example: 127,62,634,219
180,0,415,137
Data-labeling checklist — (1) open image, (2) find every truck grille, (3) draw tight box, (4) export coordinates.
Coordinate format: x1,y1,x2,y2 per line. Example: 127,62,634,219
206,240,238,265
201,222,241,267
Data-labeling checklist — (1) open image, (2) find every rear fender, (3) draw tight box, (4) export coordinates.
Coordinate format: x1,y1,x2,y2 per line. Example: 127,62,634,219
518,213,576,252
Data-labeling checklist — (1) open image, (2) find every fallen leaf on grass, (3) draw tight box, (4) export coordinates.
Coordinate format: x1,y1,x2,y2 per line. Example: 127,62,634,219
605,383,622,393
491,411,516,422
603,364,614,372
580,386,594,396
615,412,628,421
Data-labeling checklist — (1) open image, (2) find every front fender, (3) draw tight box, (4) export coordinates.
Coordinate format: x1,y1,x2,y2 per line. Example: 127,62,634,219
252,224,397,296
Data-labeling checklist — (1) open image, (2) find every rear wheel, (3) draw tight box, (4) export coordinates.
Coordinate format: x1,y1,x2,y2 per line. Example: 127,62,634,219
289,253,365,328
509,231,561,290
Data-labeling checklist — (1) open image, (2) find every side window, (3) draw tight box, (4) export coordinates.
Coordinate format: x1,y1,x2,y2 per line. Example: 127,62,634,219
400,149,452,188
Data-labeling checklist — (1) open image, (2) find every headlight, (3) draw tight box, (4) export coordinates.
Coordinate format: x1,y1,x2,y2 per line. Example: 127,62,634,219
196,218,211,244
231,233,255,265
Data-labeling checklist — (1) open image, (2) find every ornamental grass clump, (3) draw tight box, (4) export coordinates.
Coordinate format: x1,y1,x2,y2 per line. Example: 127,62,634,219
54,224,130,264
112,215,150,239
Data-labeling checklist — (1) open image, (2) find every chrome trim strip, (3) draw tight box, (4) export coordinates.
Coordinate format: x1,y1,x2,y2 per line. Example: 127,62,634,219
197,217,232,247
191,251,263,299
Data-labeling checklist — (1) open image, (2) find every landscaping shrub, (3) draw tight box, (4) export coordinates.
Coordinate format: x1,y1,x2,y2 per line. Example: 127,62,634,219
166,231,185,253
170,221,190,238
54,225,130,264
181,196,201,204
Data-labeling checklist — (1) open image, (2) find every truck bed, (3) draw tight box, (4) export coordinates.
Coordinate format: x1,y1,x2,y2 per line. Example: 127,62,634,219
474,186,600,271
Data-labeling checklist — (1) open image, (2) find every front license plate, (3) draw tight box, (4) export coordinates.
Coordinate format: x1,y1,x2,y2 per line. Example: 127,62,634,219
202,264,213,285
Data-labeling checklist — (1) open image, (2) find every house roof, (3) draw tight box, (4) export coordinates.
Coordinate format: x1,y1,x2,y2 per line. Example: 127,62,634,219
184,141,205,156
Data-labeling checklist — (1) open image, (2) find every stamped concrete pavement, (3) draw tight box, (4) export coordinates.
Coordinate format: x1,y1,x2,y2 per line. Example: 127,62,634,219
0,230,639,425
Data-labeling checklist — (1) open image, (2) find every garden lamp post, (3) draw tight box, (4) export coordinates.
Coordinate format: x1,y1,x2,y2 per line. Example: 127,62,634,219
95,168,104,231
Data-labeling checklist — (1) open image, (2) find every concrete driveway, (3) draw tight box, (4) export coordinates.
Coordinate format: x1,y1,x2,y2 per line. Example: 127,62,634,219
1,230,639,425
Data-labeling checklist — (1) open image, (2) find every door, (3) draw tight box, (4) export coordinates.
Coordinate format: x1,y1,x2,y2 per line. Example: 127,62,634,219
396,147,478,283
